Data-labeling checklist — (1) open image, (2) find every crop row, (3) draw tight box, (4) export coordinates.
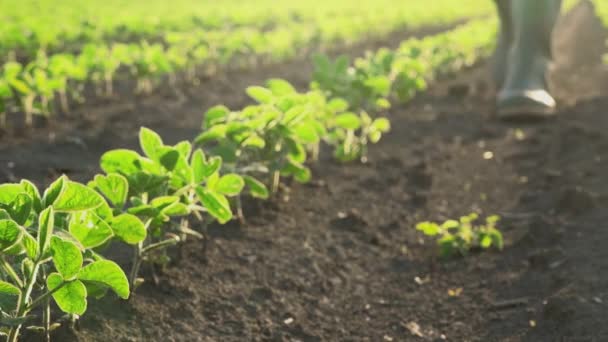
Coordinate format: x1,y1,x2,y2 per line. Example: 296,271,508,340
1,0,493,63
312,18,496,113
0,2,494,131
0,18,496,341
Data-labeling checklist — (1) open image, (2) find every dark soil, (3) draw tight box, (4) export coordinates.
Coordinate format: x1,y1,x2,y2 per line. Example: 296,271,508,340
2,1,608,341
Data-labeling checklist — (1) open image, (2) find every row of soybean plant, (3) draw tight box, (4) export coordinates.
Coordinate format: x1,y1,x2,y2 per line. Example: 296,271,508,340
0,76,390,341
0,4,494,131
0,17,498,342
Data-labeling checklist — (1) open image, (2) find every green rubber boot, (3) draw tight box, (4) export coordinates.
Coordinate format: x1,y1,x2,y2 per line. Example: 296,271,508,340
495,0,563,120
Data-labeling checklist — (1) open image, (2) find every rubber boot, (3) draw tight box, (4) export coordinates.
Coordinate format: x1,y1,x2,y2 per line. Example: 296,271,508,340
497,0,563,120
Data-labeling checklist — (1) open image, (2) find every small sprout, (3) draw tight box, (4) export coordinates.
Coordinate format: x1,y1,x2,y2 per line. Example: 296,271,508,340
416,214,504,258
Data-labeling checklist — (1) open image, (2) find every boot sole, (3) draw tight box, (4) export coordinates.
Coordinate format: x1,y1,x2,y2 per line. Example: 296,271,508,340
497,89,557,121
497,104,556,121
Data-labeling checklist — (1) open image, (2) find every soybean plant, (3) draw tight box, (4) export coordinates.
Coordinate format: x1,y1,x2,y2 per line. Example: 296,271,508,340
0,177,131,342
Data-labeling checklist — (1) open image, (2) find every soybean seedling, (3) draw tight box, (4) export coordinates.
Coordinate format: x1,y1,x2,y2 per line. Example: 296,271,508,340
195,79,323,195
0,176,130,342
98,127,244,288
416,214,503,258
325,110,390,163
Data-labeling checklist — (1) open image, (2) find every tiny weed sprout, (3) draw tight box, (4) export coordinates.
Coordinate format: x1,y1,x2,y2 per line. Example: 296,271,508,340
0,176,130,342
97,127,243,288
416,214,504,258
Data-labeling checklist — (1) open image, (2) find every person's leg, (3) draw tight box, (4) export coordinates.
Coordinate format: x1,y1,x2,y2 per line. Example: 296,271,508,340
497,0,563,119
493,0,513,87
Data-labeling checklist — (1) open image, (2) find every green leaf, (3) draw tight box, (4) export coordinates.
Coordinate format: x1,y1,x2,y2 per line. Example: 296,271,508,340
53,181,105,212
266,78,296,96
78,260,129,299
22,232,38,260
375,98,391,109
127,172,168,195
486,215,500,225
194,124,227,145
369,130,382,144
191,149,206,184
441,220,460,230
206,172,220,190
215,174,245,196
0,209,10,220
170,155,192,188
489,229,504,250
110,214,146,245
69,211,114,248
93,200,113,221
334,113,361,130
0,220,22,252
7,193,32,226
195,187,232,224
139,127,164,160
9,79,31,95
0,280,20,310
416,221,440,236
127,204,158,217
286,138,307,163
42,177,65,208
150,196,179,210
283,106,307,125
161,202,189,217
371,118,391,132
480,235,492,249
243,176,269,199
246,86,274,104
203,105,230,129
0,184,24,205
93,173,128,208
37,207,54,256
281,159,311,183
47,273,87,315
100,149,143,175
241,135,265,148
174,141,192,159
363,75,391,96
158,148,180,171
201,157,222,179
83,282,109,300
20,180,42,213
327,98,349,112
293,122,320,144
51,237,83,280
